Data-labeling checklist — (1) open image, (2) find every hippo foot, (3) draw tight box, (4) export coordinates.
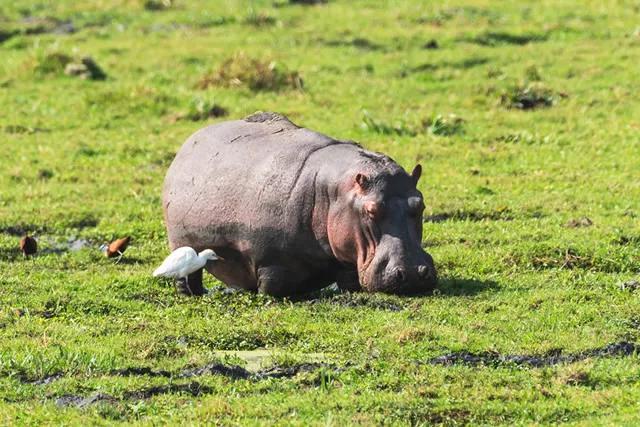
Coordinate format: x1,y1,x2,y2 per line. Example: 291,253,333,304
175,269,206,297
257,265,294,297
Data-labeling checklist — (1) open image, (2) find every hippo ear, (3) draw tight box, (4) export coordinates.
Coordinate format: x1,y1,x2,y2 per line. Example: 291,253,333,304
411,164,422,185
355,173,369,190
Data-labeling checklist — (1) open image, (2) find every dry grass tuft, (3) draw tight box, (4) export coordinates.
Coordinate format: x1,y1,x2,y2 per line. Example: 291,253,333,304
197,53,303,91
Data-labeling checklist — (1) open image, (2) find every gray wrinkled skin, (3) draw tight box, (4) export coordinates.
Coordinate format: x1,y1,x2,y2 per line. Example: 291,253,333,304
162,112,437,297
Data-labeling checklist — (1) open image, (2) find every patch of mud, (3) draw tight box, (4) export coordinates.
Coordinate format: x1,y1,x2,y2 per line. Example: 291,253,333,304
56,382,212,408
322,37,384,51
619,280,640,292
0,225,48,236
68,238,92,252
23,373,63,385
178,359,334,380
424,209,513,223
517,246,633,273
4,125,49,134
423,39,439,49
56,392,117,409
465,31,548,46
124,382,212,399
406,57,489,76
36,236,96,255
66,217,99,229
254,362,335,379
0,247,24,261
109,367,171,378
24,359,337,388
178,362,251,379
0,29,18,43
565,217,593,228
307,293,404,311
614,235,640,246
64,56,107,80
429,341,639,368
20,16,75,35
500,83,557,110
49,362,340,409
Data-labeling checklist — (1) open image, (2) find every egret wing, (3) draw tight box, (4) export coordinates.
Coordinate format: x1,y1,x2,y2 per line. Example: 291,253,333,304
153,247,198,277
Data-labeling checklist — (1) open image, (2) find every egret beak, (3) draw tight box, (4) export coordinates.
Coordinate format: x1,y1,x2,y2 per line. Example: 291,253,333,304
215,256,225,262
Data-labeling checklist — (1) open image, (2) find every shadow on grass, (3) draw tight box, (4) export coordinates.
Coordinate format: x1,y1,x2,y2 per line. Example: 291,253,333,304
435,277,500,297
114,256,144,265
208,276,499,305
0,247,22,261
0,224,48,236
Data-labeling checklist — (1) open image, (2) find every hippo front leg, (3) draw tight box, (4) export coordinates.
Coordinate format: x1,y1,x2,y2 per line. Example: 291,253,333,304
176,268,206,296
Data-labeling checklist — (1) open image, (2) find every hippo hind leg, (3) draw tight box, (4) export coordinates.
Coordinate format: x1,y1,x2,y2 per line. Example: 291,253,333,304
176,268,206,296
257,265,295,297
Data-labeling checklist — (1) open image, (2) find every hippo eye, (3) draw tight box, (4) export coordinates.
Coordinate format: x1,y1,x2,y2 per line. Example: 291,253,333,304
364,201,383,220
407,197,424,217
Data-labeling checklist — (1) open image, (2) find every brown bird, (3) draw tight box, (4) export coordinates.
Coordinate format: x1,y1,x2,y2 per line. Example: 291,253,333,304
19,234,38,257
101,236,130,262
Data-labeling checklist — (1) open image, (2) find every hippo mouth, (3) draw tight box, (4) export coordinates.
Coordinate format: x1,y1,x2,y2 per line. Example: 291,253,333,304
357,238,437,294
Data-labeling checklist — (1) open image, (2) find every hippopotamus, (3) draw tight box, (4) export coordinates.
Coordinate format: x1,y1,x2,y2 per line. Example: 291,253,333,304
162,112,437,297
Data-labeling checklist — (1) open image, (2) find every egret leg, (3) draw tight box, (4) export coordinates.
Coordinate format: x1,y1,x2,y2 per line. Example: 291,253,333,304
176,269,204,297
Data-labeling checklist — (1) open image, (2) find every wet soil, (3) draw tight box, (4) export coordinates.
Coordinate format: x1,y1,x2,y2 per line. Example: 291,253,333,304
430,341,639,368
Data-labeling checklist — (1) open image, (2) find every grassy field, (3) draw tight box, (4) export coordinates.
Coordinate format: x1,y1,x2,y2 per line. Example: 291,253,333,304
1,0,640,424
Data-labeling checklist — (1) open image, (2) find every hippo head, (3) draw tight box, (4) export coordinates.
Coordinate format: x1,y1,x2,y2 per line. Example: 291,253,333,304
327,158,437,294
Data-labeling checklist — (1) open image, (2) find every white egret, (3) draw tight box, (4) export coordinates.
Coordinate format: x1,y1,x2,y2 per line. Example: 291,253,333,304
153,247,222,290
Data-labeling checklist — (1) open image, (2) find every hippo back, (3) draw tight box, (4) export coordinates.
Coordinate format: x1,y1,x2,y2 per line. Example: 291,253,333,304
163,112,347,253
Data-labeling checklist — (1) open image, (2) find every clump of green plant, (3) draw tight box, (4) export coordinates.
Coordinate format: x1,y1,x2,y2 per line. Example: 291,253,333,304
243,10,277,27
423,114,465,136
64,57,107,80
360,111,416,136
32,52,106,80
525,65,542,81
500,82,555,110
32,52,73,75
185,98,228,121
197,53,303,91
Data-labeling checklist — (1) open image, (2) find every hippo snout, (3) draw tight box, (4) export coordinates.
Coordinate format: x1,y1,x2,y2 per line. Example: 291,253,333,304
377,261,437,295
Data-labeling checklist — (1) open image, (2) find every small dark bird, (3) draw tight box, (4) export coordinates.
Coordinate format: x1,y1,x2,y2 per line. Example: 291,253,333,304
100,236,131,262
19,234,37,257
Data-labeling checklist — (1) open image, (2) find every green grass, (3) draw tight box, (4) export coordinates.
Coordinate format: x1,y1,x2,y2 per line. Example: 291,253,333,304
1,0,640,424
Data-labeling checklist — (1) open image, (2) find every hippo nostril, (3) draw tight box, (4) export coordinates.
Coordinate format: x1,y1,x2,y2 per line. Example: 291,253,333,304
417,265,429,278
393,267,407,283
